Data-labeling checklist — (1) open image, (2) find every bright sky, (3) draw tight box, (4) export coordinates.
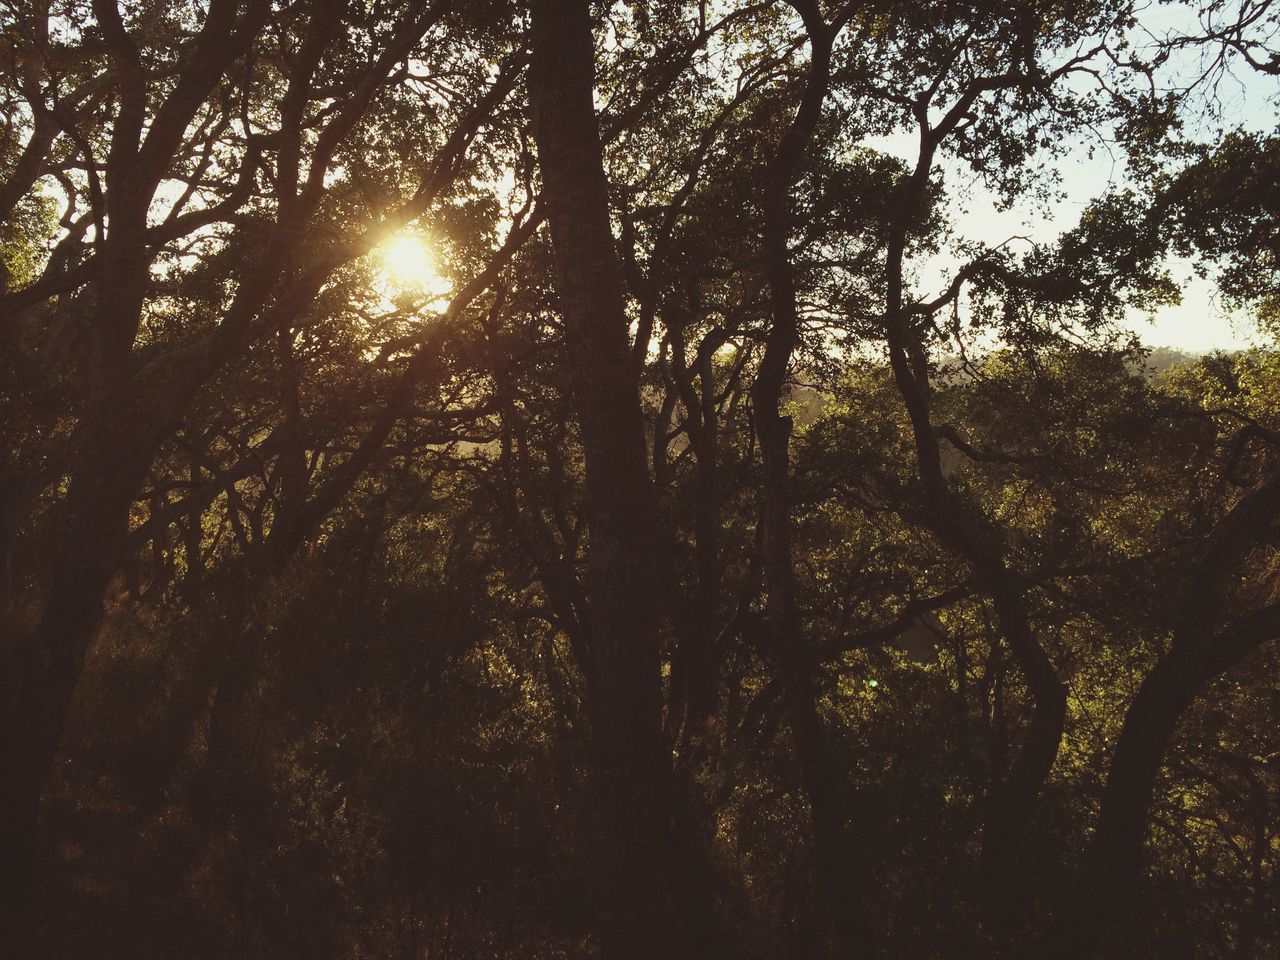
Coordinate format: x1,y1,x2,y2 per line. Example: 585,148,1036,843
879,2,1280,354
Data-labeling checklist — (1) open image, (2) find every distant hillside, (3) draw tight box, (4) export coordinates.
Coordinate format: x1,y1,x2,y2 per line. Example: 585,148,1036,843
1142,346,1198,377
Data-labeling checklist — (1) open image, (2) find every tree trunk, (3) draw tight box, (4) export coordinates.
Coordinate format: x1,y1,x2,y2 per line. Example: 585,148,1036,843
977,586,1067,936
0,425,148,931
750,5,869,954
0,150,154,920
527,3,706,956
1047,496,1280,960
1045,633,1218,960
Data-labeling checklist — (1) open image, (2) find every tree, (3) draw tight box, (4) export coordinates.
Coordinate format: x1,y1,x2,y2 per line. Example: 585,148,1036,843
3,2,1280,958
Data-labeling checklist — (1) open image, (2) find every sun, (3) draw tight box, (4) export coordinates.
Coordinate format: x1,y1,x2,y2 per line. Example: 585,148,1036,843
378,233,451,300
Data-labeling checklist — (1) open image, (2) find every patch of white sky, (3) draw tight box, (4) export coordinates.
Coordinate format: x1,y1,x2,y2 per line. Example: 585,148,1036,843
864,1,1279,353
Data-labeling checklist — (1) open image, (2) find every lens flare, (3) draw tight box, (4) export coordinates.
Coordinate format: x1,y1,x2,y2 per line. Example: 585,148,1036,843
379,234,450,299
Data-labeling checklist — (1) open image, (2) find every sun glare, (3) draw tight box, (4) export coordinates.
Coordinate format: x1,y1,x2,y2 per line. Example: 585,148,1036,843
379,233,451,301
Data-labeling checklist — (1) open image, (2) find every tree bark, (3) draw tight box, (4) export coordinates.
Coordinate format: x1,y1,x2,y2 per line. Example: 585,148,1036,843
1046,618,1276,958
0,404,151,931
1047,475,1280,958
527,3,707,957
0,43,158,905
880,121,1067,943
976,586,1067,936
749,4,870,954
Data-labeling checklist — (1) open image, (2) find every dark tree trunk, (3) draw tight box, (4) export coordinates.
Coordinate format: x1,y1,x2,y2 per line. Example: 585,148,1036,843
667,319,727,750
1045,625,1243,960
750,4,870,954
976,586,1067,935
881,128,1067,942
0,414,149,930
688,399,722,733
0,125,155,918
0,3,262,923
527,3,708,957
1048,476,1280,959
